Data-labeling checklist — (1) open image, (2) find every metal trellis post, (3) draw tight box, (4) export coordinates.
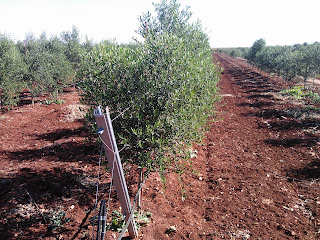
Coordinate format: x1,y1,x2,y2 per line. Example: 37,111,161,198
94,106,138,239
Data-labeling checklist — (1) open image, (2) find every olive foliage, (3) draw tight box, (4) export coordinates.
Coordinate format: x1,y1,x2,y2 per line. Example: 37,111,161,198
0,27,91,109
77,0,220,171
247,40,320,88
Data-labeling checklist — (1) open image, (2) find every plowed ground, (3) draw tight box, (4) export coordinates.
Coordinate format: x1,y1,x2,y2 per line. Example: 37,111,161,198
0,53,319,239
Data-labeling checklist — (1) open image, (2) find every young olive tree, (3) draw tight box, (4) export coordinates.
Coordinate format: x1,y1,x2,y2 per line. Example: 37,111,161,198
0,35,27,108
296,44,318,89
23,33,73,105
61,26,84,70
78,0,220,172
246,38,266,64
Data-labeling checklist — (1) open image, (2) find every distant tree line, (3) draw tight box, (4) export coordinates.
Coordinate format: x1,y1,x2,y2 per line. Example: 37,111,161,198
218,39,320,90
0,26,94,108
246,39,320,89
216,47,249,58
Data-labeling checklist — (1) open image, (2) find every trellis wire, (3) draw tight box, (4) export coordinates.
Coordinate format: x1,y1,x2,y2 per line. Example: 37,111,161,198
91,145,104,240
105,152,116,231
92,126,117,240
93,103,153,238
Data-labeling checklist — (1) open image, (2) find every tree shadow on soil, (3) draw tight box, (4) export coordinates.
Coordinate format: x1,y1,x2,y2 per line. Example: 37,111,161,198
265,137,319,148
35,126,88,142
253,108,320,132
247,94,274,100
267,119,319,131
287,159,320,181
5,141,97,163
257,108,320,120
243,88,276,94
0,167,97,239
3,126,98,163
238,101,274,108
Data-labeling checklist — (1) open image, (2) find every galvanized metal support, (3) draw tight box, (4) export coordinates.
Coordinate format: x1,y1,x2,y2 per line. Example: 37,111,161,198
94,106,138,239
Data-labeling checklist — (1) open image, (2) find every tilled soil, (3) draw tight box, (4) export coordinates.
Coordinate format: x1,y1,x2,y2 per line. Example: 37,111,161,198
0,53,319,239
201,54,320,239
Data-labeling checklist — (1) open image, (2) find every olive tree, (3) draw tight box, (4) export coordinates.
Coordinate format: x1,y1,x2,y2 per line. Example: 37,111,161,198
0,35,27,108
78,0,220,172
247,38,266,64
23,33,73,105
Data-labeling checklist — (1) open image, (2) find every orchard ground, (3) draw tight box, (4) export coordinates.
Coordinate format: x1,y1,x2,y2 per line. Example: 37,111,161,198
0,53,319,239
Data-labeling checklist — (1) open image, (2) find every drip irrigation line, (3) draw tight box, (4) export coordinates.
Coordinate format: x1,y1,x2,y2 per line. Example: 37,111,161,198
92,145,104,240
93,140,116,239
96,200,106,240
105,153,116,228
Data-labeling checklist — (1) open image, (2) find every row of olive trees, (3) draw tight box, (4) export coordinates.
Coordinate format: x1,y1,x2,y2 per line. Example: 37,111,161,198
0,26,93,108
216,47,249,58
77,0,220,172
246,39,320,89
0,35,27,107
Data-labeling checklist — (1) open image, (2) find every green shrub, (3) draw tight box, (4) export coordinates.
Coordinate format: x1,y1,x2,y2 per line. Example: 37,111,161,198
247,41,320,88
281,86,320,103
246,38,266,63
0,35,27,108
281,86,305,99
77,0,220,173
44,210,70,231
23,34,74,105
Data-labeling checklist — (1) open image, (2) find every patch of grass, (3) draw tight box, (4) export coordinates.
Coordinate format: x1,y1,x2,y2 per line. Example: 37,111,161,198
42,98,65,105
281,86,305,99
281,86,320,103
106,209,151,233
310,92,320,103
44,210,70,231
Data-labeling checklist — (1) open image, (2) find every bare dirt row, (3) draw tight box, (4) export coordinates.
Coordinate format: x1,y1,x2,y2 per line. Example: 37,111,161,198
201,53,319,239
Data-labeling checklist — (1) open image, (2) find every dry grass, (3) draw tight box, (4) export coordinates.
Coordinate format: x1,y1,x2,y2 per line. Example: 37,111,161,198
63,104,87,122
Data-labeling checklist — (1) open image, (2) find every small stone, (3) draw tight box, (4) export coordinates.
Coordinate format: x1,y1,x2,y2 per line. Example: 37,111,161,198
166,226,176,234
262,198,273,205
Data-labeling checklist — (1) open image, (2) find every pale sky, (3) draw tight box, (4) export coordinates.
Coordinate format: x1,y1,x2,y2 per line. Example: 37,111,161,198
1,0,319,48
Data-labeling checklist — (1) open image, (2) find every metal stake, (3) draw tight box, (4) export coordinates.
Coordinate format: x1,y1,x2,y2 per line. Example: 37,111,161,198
94,107,138,239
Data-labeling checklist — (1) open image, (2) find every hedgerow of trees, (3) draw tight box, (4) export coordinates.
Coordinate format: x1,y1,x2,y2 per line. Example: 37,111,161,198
77,0,220,172
0,35,27,107
246,39,320,89
0,26,93,109
1,0,220,174
216,47,249,58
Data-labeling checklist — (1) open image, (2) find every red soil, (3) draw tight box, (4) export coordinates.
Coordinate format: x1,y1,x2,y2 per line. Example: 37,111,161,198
0,53,319,239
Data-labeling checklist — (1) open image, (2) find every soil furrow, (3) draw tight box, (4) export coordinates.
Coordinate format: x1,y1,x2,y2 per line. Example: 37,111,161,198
202,53,319,239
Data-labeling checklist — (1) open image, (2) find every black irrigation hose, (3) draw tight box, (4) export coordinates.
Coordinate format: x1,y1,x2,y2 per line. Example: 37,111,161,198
96,200,106,240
